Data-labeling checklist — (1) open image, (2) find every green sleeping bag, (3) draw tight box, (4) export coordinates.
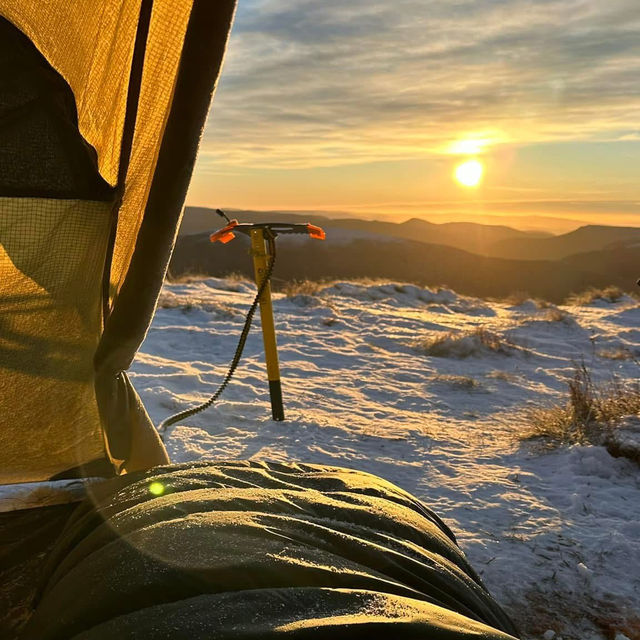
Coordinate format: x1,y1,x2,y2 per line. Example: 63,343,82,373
21,461,519,639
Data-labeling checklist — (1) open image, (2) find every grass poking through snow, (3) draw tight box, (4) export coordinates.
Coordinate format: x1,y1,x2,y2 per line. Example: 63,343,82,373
597,347,637,361
433,374,483,391
413,326,518,358
283,279,323,298
525,362,640,446
565,286,628,306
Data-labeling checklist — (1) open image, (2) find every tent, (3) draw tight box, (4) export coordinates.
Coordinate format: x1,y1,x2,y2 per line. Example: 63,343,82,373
0,0,237,482
0,3,520,639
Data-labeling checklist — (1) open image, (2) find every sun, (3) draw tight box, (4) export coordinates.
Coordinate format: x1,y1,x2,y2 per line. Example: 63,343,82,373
454,159,484,188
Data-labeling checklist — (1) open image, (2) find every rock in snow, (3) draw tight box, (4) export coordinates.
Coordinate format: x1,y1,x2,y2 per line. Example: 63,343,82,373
605,415,640,464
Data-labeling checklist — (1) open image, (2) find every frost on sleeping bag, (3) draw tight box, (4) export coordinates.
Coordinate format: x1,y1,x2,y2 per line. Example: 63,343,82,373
22,461,520,639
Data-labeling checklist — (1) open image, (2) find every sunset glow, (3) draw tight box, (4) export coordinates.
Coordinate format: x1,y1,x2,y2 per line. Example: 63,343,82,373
455,160,484,188
187,1,640,229
447,136,499,156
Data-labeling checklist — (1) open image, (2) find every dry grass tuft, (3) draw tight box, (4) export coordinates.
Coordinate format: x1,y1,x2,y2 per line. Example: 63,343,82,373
597,346,637,361
164,270,251,291
225,271,249,283
497,292,557,308
541,307,571,323
157,292,238,318
501,291,533,306
487,370,518,383
165,270,210,284
494,293,562,312
518,586,640,640
525,362,640,446
157,291,184,308
565,285,627,306
413,326,517,359
522,307,572,324
165,270,251,289
433,374,482,390
283,279,323,298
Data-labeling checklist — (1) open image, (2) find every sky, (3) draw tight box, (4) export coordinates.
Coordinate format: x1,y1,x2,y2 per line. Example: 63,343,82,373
186,0,640,229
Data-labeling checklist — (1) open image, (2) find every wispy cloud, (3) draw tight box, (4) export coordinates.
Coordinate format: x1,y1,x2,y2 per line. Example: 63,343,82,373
202,0,640,168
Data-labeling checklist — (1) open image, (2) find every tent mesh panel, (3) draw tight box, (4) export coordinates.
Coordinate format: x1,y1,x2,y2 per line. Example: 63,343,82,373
0,198,111,482
1,1,195,290
0,1,142,188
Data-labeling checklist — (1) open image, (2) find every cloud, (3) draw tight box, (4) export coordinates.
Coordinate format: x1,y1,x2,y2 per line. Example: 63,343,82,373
202,0,640,168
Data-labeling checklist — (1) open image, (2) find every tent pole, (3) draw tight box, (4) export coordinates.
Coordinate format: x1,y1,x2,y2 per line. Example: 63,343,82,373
101,0,154,326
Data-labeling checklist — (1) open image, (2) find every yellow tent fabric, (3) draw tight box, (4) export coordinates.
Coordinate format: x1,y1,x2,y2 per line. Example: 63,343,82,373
2,0,195,296
0,1,237,482
0,199,111,482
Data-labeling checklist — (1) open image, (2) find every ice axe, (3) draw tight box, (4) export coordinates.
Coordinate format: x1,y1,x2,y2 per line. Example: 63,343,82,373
160,211,325,435
209,210,325,421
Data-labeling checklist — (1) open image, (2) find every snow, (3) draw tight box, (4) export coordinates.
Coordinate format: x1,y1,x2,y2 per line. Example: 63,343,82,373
133,278,639,639
3,276,636,637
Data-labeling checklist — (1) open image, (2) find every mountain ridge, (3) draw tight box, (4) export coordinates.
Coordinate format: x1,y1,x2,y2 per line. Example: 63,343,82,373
170,228,635,303
180,206,639,261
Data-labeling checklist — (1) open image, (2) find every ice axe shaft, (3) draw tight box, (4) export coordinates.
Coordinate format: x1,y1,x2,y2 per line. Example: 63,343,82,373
250,228,284,421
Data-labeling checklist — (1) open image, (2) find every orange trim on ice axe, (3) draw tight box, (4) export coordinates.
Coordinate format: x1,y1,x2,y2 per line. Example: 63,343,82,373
209,219,239,244
307,224,326,240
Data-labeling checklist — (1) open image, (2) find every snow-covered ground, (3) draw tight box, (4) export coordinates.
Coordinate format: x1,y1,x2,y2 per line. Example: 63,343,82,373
132,277,640,640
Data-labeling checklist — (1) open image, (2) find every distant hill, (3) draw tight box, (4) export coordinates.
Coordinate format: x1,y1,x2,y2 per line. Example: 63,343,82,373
170,232,624,302
325,216,544,256
180,207,547,256
425,213,586,234
562,245,640,285
171,208,640,300
181,206,587,234
180,207,640,261
488,225,640,260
